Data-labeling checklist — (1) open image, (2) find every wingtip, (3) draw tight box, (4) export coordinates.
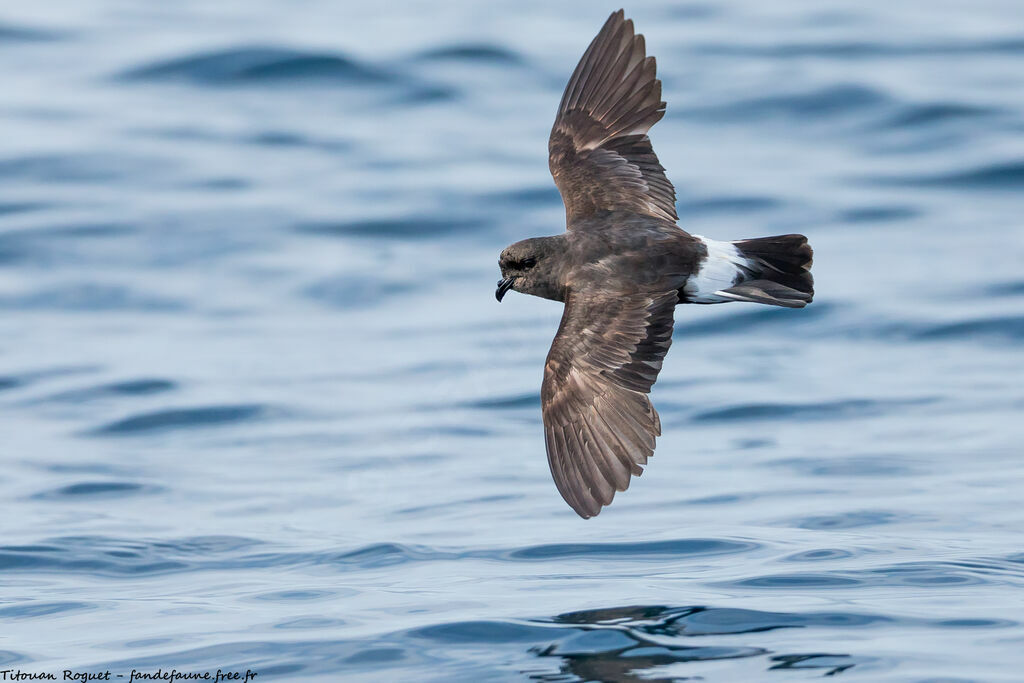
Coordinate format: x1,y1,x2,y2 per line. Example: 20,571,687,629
575,499,601,519
600,9,626,33
604,9,632,38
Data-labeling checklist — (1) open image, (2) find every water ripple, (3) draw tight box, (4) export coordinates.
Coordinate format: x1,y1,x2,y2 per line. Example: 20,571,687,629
507,538,757,560
0,365,100,394
0,22,62,42
782,548,857,562
912,316,1024,342
785,510,902,530
0,651,28,666
869,160,1024,189
837,204,919,223
413,44,525,65
724,560,1024,590
295,217,486,240
875,102,1004,129
88,404,268,436
691,38,1024,58
462,392,540,410
0,283,185,312
32,482,162,500
0,601,94,619
692,397,935,422
766,455,918,477
985,281,1024,297
0,154,166,184
690,84,889,121
680,195,782,215
0,376,23,392
302,275,414,309
119,46,393,85
0,201,50,216
0,537,761,576
673,302,835,336
38,379,176,403
0,536,262,576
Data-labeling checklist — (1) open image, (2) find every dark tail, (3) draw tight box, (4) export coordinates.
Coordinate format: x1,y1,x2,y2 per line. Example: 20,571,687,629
720,234,814,308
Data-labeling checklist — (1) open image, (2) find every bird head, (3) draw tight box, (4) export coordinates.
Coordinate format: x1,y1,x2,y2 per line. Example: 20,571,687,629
496,237,564,302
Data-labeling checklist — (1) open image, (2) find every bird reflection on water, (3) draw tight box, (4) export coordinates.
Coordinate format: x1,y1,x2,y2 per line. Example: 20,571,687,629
527,605,856,681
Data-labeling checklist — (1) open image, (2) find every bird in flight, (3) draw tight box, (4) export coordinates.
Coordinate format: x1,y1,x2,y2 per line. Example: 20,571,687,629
495,10,813,518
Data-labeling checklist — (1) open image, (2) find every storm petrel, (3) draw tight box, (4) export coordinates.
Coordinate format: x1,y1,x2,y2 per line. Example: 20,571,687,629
496,10,813,518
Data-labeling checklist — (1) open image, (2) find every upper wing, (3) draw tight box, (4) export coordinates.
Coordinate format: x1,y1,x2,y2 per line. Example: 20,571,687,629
541,288,678,518
548,10,677,226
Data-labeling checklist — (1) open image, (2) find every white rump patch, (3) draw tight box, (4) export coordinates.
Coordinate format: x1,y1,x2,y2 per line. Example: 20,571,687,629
683,236,752,303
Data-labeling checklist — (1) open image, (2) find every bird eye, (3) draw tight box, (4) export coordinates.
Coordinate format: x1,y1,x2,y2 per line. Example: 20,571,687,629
522,257,537,269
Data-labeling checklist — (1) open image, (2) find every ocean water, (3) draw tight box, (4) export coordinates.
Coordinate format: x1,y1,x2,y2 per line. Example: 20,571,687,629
1,0,1023,680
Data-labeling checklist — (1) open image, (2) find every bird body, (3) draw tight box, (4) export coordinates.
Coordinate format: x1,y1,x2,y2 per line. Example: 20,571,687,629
496,10,813,518
500,214,699,302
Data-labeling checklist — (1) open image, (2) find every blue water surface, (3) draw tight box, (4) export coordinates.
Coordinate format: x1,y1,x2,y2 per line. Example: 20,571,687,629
1,1,1023,680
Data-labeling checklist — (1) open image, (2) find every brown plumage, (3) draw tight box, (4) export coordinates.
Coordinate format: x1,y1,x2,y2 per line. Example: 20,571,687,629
548,10,676,224
496,10,814,518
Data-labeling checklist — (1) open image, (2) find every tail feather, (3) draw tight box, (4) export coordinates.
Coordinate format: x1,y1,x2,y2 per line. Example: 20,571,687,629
733,234,813,273
716,280,812,308
684,233,814,308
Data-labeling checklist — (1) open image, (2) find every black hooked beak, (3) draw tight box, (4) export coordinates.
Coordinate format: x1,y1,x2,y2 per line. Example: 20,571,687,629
495,277,515,302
